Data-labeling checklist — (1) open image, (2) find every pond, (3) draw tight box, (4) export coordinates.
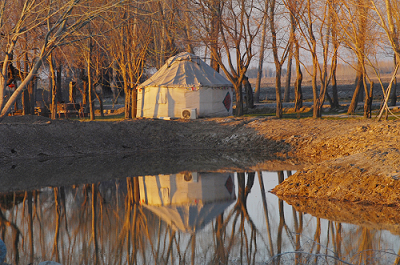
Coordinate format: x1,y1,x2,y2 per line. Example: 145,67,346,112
1,167,400,264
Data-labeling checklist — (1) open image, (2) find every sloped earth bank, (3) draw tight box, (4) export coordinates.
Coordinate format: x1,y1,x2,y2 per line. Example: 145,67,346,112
264,119,400,206
1,115,400,207
281,197,400,235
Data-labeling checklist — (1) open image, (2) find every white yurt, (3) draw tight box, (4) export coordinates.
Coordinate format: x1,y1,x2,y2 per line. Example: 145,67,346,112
136,52,233,119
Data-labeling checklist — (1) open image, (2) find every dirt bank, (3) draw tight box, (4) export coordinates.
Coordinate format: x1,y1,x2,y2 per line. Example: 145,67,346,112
262,118,400,206
1,115,400,206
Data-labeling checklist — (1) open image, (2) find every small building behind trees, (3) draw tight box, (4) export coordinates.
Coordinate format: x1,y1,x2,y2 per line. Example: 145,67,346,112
136,52,233,119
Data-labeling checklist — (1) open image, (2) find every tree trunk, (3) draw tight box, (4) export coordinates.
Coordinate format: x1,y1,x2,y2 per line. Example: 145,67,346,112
27,80,35,115
125,87,132,119
391,78,398,106
330,8,340,109
184,1,194,54
22,52,31,115
69,81,76,103
294,40,303,111
364,81,373,118
283,49,293,102
0,54,12,112
348,0,367,115
270,0,283,118
88,51,95,121
348,64,363,114
210,0,221,72
56,64,62,103
22,88,30,115
243,76,254,109
377,64,399,120
331,64,339,109
94,87,104,117
275,67,283,118
255,0,269,103
131,87,137,118
81,68,88,108
314,99,323,118
234,83,243,116
325,90,334,107
111,64,118,107
157,0,174,68
31,77,37,115
312,56,320,118
49,56,57,120
390,55,398,106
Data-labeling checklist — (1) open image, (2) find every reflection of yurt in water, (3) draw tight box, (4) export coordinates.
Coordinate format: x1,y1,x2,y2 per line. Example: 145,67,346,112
139,172,235,233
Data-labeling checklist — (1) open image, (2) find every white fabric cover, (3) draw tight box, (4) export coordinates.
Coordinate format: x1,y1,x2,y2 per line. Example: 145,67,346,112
137,52,233,118
138,52,233,89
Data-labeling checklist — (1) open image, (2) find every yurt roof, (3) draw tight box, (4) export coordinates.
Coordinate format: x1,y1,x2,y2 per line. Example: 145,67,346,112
142,200,235,233
138,52,233,89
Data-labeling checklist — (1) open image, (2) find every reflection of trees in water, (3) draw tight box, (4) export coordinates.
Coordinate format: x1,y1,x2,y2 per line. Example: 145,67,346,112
271,171,348,265
212,172,259,264
115,177,157,264
357,228,374,265
258,170,274,257
340,226,392,265
269,171,400,265
0,193,23,265
1,173,400,264
3,174,252,264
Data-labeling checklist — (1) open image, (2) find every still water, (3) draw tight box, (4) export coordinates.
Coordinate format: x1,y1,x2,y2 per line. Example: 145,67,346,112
1,171,400,265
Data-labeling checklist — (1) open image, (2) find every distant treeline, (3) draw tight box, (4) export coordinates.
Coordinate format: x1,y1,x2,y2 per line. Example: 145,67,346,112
247,62,397,80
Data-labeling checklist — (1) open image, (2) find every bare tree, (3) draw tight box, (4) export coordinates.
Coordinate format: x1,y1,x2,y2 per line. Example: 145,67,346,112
255,0,269,103
329,0,380,118
104,2,152,119
294,36,303,111
0,0,127,121
287,0,303,111
269,0,290,118
153,0,179,68
390,54,397,106
372,0,400,120
344,0,370,115
192,0,263,116
328,0,340,110
288,0,337,118
48,53,58,119
283,5,300,104
87,37,95,120
208,0,222,72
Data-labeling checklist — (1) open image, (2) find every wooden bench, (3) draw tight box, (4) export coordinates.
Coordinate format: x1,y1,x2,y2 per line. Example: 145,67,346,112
57,103,80,118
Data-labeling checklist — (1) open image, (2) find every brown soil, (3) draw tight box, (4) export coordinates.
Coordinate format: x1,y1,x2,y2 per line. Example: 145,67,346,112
1,115,400,207
263,118,400,206
281,197,400,235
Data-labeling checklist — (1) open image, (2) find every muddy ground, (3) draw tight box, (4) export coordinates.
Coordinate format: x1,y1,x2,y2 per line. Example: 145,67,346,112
0,114,400,207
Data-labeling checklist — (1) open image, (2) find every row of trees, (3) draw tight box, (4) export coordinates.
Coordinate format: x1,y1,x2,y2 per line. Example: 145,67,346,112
0,0,399,121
